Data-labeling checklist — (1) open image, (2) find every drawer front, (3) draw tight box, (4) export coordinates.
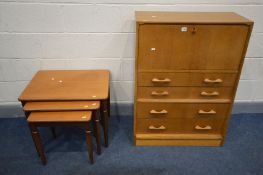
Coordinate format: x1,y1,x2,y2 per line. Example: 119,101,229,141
138,72,237,87
136,102,230,119
136,118,223,134
137,87,233,100
138,24,248,71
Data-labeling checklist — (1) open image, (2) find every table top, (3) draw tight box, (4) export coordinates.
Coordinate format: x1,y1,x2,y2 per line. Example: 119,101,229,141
19,70,110,102
27,111,92,123
23,101,100,112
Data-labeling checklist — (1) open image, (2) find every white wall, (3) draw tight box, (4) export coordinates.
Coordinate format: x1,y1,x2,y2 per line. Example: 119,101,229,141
0,0,263,105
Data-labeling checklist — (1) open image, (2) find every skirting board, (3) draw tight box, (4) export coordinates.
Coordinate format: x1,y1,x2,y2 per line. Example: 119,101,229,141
0,101,262,118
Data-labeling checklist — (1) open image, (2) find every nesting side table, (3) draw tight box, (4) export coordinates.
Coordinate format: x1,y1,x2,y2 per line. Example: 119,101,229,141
19,70,110,147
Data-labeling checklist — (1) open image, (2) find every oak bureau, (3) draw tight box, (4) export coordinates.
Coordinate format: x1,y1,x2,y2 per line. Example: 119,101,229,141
134,12,253,146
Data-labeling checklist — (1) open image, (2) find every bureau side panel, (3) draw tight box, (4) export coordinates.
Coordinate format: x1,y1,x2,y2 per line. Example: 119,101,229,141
221,23,254,145
134,22,140,145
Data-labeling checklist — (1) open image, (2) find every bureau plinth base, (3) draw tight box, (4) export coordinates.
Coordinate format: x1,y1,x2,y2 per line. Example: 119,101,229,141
135,139,222,146
135,134,223,146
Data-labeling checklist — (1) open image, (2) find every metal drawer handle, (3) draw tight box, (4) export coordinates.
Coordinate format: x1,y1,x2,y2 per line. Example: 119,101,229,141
151,91,169,96
198,109,216,115
204,78,223,84
200,91,219,96
195,125,212,130
150,109,168,115
148,125,166,130
152,78,171,83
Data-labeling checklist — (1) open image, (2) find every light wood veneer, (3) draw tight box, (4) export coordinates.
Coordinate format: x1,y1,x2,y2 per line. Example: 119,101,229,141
136,102,230,119
134,12,253,146
138,72,237,87
24,101,100,112
137,87,233,100
19,70,109,101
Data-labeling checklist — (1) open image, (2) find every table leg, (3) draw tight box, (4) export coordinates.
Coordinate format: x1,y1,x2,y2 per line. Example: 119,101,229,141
24,110,40,157
85,124,94,164
51,127,56,138
22,102,56,139
101,100,109,147
107,89,110,118
24,111,30,118
29,124,47,165
93,110,101,155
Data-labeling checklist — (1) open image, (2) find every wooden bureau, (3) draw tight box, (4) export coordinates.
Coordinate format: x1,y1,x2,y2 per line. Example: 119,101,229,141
134,12,253,146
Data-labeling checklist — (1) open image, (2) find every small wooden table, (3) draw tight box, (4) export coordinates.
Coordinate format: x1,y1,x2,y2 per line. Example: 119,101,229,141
23,101,102,155
28,111,94,165
18,70,110,146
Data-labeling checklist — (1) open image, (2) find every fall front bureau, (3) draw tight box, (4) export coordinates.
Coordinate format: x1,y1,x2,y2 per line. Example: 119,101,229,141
134,12,253,146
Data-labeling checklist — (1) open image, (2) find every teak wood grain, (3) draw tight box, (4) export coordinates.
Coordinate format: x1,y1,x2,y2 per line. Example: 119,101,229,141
138,72,237,87
138,24,248,71
134,12,253,146
136,102,230,119
135,12,253,24
27,111,92,123
136,133,222,140
137,87,233,100
24,100,102,155
135,139,222,146
28,111,94,164
24,101,100,112
18,70,109,101
136,118,224,134
19,70,110,149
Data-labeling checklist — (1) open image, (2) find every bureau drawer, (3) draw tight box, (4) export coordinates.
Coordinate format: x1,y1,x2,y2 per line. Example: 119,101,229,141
137,72,237,87
136,102,230,119
136,118,224,134
138,24,248,71
137,87,233,100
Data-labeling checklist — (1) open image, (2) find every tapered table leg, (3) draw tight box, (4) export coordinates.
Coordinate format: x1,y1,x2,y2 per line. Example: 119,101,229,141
25,111,40,157
93,110,101,155
29,124,47,165
51,127,56,138
107,90,110,118
101,100,109,147
85,124,94,164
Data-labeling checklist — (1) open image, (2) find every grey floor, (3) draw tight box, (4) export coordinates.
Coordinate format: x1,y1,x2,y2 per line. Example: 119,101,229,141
0,114,262,175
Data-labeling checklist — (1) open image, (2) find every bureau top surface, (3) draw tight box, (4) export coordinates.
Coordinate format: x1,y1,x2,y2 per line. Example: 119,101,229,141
135,12,253,24
18,70,110,101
